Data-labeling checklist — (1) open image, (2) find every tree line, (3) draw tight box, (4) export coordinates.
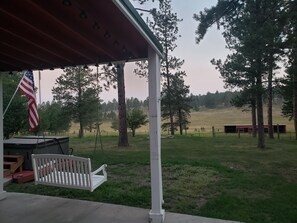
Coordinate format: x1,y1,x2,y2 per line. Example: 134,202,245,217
103,91,241,114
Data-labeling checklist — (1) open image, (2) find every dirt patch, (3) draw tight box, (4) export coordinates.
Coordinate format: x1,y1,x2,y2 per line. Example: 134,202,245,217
162,165,220,213
108,164,150,187
279,167,297,183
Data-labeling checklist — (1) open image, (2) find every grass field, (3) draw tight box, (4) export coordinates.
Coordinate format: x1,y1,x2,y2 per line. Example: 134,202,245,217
68,106,295,136
188,106,295,132
5,133,297,223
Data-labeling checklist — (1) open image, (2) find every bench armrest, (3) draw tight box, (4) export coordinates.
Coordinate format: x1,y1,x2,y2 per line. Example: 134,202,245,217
92,164,107,176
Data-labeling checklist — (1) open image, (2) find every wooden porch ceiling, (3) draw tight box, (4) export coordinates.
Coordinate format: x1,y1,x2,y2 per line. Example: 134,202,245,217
0,0,160,72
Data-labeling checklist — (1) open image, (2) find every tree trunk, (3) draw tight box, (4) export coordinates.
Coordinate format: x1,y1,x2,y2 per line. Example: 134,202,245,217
251,98,257,138
117,63,129,147
268,59,274,139
178,109,183,135
78,70,84,138
294,70,297,140
165,74,175,135
132,129,135,137
164,31,174,136
79,121,84,138
256,76,265,149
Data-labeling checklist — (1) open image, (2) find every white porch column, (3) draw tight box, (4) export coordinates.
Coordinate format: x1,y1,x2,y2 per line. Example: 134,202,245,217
0,74,7,200
148,46,164,223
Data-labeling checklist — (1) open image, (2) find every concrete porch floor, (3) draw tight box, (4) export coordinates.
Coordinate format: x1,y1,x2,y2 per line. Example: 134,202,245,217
0,192,241,223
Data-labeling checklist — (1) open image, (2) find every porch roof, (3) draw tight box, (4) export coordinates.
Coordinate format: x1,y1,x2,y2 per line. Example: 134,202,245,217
0,0,163,72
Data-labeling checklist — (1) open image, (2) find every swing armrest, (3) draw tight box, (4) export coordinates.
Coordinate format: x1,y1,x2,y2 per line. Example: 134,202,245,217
92,164,107,175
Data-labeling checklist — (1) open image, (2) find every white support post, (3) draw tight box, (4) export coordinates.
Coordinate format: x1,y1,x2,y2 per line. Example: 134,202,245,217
148,46,164,223
0,74,7,200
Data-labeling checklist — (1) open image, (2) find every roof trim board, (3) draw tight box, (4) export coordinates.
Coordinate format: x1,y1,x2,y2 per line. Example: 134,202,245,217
113,0,164,58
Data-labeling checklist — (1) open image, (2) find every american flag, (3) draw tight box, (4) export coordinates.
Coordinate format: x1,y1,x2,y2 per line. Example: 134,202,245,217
18,70,39,132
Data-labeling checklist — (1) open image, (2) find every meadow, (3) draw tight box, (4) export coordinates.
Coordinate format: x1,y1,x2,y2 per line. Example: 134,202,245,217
71,106,295,136
5,107,297,223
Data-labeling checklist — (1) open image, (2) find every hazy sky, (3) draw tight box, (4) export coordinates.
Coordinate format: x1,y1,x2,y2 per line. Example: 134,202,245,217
33,0,229,103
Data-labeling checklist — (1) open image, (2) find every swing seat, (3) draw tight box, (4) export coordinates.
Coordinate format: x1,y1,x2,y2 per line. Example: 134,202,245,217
32,154,107,192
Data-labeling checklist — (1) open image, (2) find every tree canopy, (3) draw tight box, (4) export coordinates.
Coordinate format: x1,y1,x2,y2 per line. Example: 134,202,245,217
52,66,100,138
127,109,148,137
3,73,27,138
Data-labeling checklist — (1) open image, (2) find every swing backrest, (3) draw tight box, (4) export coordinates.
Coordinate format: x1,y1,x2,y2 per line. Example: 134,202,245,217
32,154,93,191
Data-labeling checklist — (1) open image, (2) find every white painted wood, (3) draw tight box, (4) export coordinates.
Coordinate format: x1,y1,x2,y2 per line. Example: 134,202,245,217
0,74,6,201
148,46,165,223
112,0,163,58
32,154,107,192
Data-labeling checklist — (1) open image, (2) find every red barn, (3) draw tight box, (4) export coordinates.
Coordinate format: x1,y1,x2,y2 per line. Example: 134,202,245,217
224,124,286,133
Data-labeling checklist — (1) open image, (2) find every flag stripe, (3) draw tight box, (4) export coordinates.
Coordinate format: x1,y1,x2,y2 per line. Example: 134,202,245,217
19,77,35,99
18,71,39,132
29,99,38,125
29,106,38,125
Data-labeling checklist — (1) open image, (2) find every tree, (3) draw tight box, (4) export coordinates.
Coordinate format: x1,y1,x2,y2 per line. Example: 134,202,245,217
111,118,119,132
281,73,294,119
204,92,217,109
81,88,101,132
135,0,185,135
126,97,142,111
190,94,200,111
101,63,129,147
281,1,297,140
3,73,27,138
127,109,148,137
161,73,191,135
52,66,99,138
195,0,287,148
39,101,71,135
231,90,257,137
116,63,129,146
282,65,297,139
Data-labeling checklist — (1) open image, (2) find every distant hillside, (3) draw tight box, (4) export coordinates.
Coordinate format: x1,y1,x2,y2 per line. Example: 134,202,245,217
190,91,238,110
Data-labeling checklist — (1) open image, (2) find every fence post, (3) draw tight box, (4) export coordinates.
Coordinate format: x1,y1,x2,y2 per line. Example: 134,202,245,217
212,126,215,138
277,124,280,139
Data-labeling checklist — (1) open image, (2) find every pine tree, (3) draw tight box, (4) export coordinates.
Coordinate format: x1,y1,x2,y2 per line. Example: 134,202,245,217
135,0,185,135
281,0,297,140
116,63,129,147
52,66,99,138
39,101,71,135
161,73,191,135
101,63,129,147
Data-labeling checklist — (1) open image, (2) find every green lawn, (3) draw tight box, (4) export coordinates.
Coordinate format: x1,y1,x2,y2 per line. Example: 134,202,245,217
5,134,297,223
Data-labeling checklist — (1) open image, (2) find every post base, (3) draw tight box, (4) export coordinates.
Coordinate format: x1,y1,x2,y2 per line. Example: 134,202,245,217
149,209,165,223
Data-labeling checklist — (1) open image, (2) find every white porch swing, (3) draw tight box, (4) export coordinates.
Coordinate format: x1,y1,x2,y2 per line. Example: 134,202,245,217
32,154,107,192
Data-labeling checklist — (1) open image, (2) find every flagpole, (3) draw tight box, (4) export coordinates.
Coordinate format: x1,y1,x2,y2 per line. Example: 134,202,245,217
38,70,41,105
3,74,25,118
